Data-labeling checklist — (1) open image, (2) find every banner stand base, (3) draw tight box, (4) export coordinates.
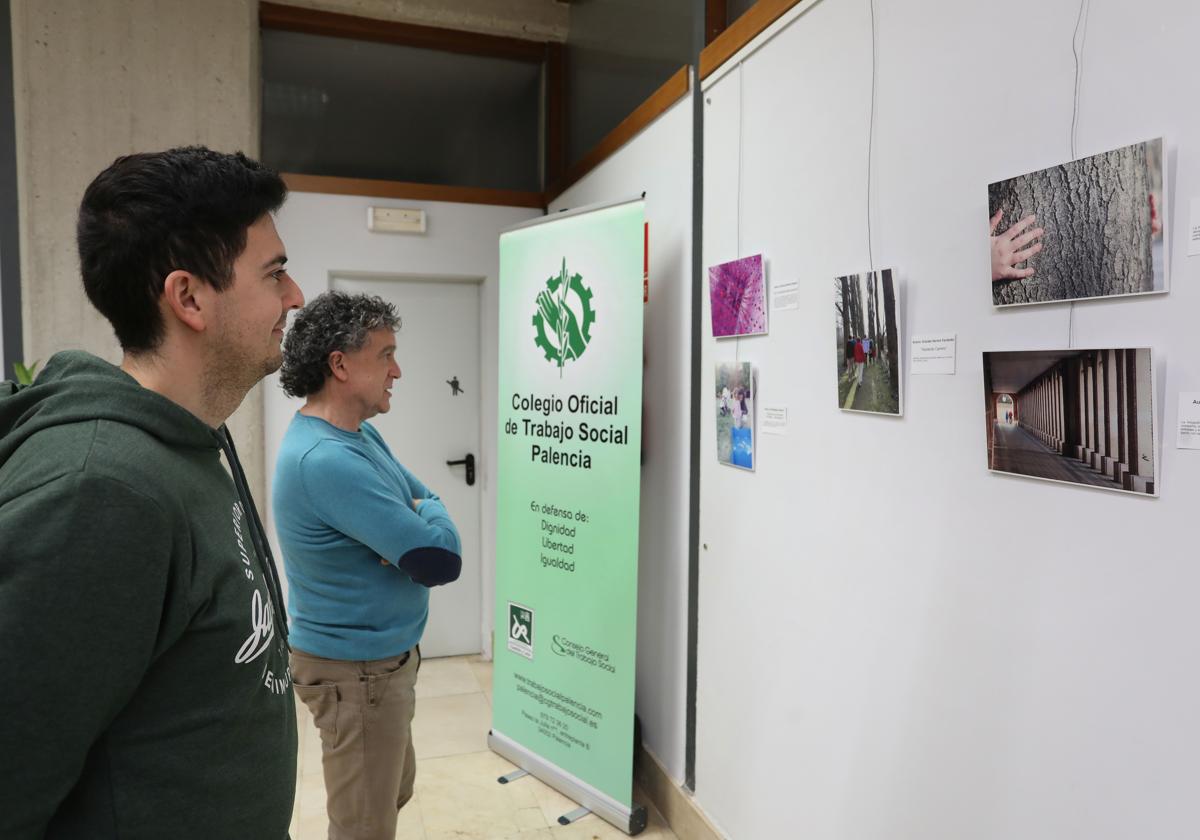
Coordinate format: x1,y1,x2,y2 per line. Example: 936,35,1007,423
558,806,591,825
488,729,648,836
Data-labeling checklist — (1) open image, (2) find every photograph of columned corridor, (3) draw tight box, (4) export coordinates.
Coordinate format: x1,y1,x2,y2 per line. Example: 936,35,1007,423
835,269,901,415
983,349,1156,495
988,138,1166,306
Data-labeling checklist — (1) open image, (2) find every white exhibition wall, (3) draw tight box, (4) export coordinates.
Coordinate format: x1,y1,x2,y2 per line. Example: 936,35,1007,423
697,1,1200,839
266,192,541,655
548,87,694,784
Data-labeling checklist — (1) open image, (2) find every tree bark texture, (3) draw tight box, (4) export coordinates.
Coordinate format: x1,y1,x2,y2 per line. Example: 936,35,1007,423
846,274,862,337
989,141,1155,305
838,276,851,344
867,273,879,344
882,271,899,399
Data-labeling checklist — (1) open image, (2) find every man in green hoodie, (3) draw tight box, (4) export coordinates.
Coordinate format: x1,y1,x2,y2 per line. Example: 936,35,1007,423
0,147,304,839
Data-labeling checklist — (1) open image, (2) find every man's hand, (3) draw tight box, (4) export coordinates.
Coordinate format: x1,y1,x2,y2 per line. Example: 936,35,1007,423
412,497,422,511
990,210,1043,281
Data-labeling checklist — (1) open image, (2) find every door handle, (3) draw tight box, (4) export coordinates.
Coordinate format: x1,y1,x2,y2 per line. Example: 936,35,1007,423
446,453,475,486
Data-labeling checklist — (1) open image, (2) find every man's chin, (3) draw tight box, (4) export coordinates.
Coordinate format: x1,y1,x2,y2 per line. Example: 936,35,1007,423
261,349,284,378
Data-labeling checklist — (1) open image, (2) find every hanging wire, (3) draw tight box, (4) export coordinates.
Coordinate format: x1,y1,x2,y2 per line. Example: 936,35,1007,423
737,60,744,261
736,61,745,364
866,0,877,271
1069,0,1090,161
1067,0,1089,348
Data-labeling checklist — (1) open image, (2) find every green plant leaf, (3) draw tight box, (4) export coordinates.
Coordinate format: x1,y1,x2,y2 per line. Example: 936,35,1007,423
13,360,39,386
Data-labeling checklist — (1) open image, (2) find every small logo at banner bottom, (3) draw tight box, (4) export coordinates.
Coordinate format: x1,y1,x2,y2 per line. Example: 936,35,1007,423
507,601,534,660
550,634,616,674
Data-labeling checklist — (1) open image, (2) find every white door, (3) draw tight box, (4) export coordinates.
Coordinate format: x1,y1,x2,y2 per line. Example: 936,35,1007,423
333,275,482,657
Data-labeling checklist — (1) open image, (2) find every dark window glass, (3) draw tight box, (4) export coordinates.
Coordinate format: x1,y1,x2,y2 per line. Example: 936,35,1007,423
564,0,692,165
261,29,542,192
727,0,757,27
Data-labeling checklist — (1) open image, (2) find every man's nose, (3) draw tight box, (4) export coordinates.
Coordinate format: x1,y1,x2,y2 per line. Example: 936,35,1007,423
285,274,304,309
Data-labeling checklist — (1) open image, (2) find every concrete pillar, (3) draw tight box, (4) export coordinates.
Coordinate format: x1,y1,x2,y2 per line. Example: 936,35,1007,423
1091,353,1103,470
1081,355,1094,463
1036,374,1046,439
1036,378,1043,441
1115,350,1130,486
1129,348,1156,493
1044,376,1051,443
1054,368,1063,448
1080,360,1089,458
1061,368,1067,448
1092,352,1107,472
1103,349,1120,477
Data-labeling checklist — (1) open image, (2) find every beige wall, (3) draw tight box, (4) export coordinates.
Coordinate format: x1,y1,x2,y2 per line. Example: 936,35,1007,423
12,0,266,493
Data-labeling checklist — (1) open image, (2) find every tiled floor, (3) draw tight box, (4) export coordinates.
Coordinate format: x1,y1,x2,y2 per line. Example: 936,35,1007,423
289,655,678,840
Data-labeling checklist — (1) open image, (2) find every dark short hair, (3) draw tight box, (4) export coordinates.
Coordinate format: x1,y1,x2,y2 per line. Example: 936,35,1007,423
280,291,401,398
77,146,287,352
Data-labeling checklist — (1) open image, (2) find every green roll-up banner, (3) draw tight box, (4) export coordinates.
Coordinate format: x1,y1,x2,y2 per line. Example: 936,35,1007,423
490,198,646,834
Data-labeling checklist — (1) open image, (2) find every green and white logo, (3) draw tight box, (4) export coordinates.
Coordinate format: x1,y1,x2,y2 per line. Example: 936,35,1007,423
507,601,534,659
533,258,595,375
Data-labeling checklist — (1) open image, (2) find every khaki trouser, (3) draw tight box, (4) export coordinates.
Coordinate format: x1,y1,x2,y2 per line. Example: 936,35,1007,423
291,646,421,840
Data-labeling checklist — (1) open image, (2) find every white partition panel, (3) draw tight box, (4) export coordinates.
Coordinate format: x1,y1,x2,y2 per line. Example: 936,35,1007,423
549,88,694,783
697,1,1200,838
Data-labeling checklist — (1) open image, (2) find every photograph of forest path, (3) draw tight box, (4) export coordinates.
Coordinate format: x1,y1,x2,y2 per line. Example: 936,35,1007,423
988,138,1165,306
835,269,901,415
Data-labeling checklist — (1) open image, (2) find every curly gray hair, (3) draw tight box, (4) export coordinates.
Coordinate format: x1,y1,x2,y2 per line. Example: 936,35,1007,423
280,291,401,397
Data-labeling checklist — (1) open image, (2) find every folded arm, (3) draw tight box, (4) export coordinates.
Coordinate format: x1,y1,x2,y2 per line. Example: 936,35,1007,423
301,444,462,587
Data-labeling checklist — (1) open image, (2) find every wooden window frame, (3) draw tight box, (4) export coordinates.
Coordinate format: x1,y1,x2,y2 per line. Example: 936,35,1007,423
259,2,565,204
259,2,547,62
261,5,690,210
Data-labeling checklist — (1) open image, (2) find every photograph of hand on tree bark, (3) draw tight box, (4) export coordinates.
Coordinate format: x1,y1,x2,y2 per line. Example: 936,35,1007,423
982,349,1156,496
835,269,901,415
715,362,756,470
988,138,1166,306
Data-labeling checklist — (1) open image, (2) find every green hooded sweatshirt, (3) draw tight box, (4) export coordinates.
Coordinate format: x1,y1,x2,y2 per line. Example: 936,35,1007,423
0,351,297,839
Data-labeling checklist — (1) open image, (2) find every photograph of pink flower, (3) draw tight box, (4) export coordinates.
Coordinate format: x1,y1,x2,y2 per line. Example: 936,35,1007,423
708,253,767,338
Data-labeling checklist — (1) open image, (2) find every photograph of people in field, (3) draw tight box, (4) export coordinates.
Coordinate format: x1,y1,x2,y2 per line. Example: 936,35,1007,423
834,269,901,416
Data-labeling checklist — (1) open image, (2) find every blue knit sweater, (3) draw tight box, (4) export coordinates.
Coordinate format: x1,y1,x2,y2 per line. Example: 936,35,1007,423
272,413,461,660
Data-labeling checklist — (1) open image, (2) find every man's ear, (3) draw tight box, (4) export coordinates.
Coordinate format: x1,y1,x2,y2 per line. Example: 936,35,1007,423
162,270,209,334
328,351,349,382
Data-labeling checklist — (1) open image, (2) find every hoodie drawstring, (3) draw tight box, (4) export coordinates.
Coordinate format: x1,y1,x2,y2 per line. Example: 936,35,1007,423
219,425,289,646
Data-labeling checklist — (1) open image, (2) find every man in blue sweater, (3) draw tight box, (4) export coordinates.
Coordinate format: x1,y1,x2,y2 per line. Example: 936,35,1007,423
272,291,462,840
